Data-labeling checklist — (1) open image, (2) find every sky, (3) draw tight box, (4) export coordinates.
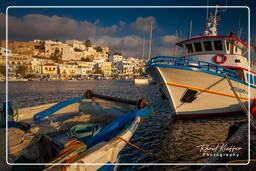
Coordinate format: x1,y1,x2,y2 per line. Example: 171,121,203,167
0,0,255,58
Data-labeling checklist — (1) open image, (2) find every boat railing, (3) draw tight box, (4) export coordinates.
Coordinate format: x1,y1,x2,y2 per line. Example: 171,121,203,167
148,56,238,79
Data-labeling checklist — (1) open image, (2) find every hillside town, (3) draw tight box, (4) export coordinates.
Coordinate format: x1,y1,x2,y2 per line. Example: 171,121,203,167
0,40,146,81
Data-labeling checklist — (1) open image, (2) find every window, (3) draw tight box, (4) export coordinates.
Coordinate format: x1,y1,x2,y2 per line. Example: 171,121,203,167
235,46,238,52
204,41,212,51
230,69,244,81
214,40,223,50
235,59,241,63
185,44,193,53
226,42,229,50
194,42,202,52
45,67,48,70
246,73,254,84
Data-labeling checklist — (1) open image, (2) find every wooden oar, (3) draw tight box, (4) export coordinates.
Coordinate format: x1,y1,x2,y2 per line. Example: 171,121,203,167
33,90,149,121
84,90,149,109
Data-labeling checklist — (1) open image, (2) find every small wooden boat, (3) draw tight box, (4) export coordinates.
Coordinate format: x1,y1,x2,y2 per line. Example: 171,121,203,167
2,90,152,170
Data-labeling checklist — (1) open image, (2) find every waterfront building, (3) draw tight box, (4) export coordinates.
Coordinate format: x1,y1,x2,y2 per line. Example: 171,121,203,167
96,52,109,60
123,60,135,76
78,62,94,76
42,63,58,79
93,58,107,67
0,47,9,65
112,54,123,63
101,62,112,76
59,64,79,79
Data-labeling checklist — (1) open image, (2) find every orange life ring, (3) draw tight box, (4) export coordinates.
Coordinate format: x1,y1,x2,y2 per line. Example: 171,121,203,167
214,54,227,64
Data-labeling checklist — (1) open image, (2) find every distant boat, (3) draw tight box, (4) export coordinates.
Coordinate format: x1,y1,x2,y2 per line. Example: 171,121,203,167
3,90,152,170
134,78,152,85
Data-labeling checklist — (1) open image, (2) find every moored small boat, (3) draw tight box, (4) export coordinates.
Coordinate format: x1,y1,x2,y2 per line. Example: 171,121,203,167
1,90,152,170
134,78,151,85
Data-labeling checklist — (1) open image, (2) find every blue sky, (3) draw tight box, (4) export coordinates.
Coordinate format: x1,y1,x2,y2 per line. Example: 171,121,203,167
0,0,255,57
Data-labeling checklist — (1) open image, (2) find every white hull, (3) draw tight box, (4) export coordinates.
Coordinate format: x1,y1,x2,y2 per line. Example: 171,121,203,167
148,66,255,119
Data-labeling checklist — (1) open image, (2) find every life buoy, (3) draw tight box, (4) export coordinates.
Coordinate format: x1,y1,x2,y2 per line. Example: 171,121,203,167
214,54,227,64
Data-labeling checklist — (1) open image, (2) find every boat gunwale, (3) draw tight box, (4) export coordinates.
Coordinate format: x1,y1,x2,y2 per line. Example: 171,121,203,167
147,56,256,89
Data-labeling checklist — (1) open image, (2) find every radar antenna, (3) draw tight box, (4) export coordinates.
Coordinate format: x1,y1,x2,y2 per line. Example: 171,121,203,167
203,6,219,36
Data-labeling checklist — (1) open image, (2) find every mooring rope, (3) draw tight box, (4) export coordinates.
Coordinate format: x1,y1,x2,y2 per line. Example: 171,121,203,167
223,74,256,169
114,136,169,163
224,74,256,128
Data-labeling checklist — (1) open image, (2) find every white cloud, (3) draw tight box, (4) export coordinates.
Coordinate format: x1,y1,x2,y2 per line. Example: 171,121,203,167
97,24,118,35
130,16,157,34
0,13,118,41
0,13,184,58
91,35,179,57
92,35,145,57
161,35,180,46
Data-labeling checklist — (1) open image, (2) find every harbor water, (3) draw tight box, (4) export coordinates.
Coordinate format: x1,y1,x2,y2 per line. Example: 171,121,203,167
0,80,247,170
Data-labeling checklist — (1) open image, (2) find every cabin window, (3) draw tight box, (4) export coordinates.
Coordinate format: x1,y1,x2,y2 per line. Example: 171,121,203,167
230,69,245,81
194,42,202,52
226,42,229,50
185,44,193,53
254,76,256,85
246,73,254,84
214,40,223,50
204,41,212,51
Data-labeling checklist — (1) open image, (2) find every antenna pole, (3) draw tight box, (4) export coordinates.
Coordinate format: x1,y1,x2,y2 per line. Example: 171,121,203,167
142,37,145,60
189,20,192,38
148,21,153,60
174,30,178,56
206,0,209,23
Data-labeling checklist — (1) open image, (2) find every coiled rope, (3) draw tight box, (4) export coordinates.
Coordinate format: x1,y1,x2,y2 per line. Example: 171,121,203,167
67,124,101,140
44,124,101,171
44,140,86,171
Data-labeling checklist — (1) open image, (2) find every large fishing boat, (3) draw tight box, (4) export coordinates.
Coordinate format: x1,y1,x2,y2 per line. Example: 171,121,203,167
147,8,255,119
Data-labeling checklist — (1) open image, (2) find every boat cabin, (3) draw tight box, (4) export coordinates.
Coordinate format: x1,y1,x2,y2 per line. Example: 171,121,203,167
176,36,248,57
176,36,256,86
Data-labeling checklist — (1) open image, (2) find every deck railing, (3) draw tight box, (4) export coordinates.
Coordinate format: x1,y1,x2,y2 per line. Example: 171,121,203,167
148,56,238,79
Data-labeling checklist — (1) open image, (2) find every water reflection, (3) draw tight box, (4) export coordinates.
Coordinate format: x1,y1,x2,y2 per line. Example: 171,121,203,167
0,80,247,170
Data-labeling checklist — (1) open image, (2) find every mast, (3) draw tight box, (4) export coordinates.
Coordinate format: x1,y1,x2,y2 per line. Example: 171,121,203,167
206,0,209,23
174,30,178,56
148,21,153,60
188,20,192,38
203,6,219,36
142,37,145,60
